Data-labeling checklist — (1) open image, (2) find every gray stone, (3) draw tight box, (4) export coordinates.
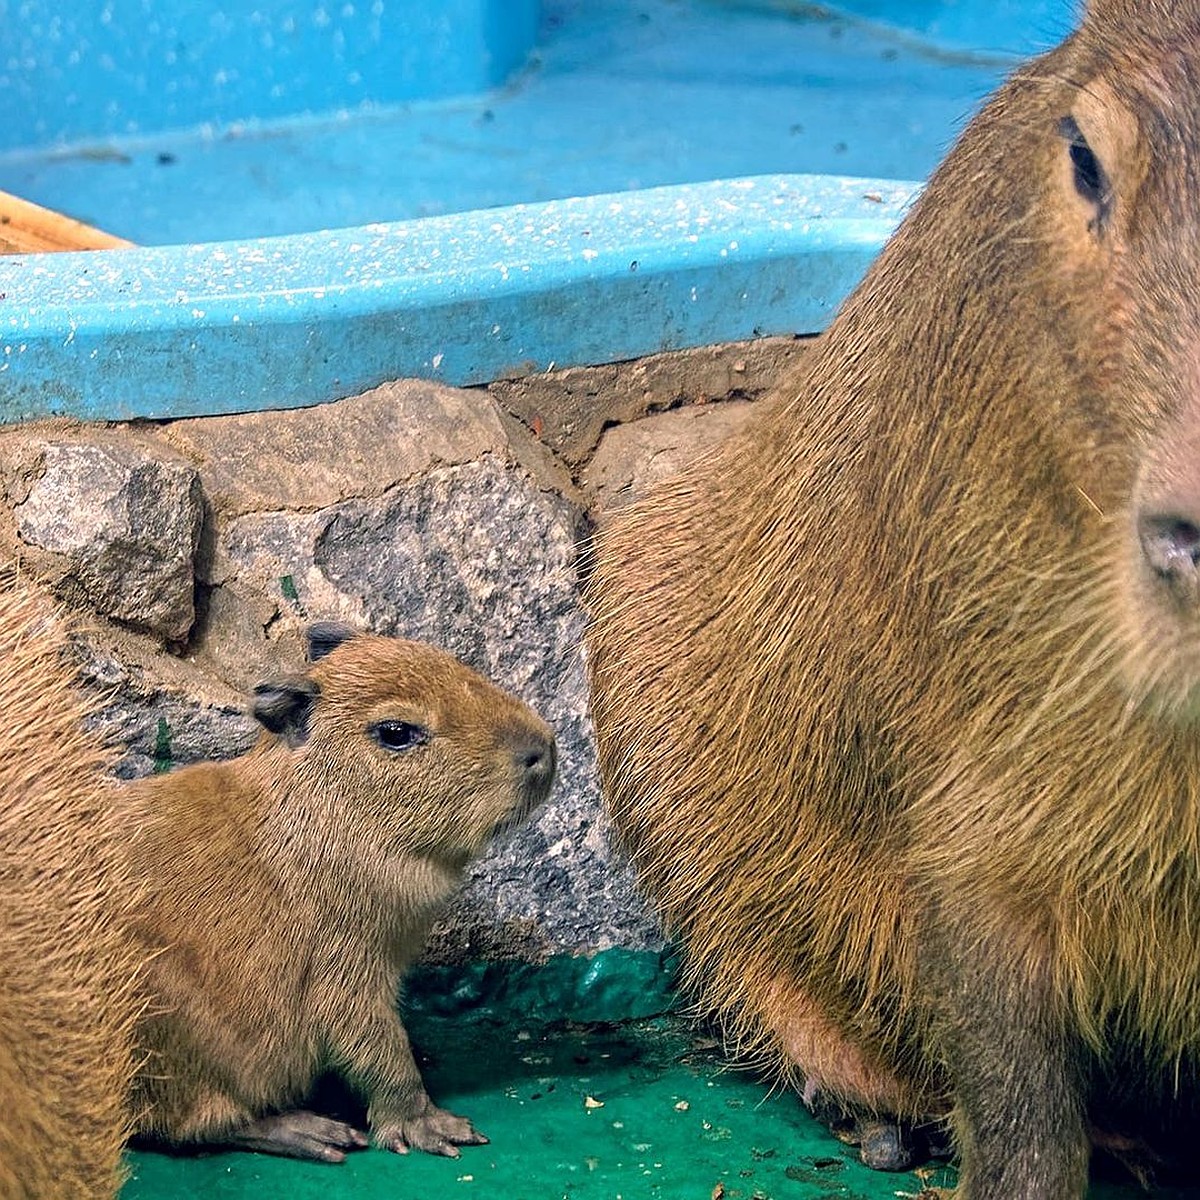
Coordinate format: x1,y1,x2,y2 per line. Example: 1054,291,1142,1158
73,636,256,778
13,442,203,641
584,399,755,517
157,378,522,519
0,379,673,966
222,455,661,959
192,578,304,695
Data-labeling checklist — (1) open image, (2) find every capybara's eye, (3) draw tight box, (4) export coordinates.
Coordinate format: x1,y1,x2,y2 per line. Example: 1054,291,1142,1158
369,720,431,753
1058,115,1111,224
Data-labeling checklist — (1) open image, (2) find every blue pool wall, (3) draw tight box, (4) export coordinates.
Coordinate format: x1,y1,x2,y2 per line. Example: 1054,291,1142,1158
0,0,1083,424
811,0,1077,53
0,174,915,423
0,0,541,152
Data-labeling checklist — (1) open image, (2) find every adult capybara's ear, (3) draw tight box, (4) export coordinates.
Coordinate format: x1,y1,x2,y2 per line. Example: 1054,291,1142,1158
306,621,360,662
251,675,320,746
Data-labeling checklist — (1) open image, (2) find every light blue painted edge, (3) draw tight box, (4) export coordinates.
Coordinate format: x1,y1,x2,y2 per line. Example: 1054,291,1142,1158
0,174,918,424
0,0,543,153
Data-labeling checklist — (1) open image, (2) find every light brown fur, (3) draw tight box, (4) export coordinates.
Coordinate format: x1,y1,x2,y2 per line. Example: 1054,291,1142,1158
123,625,555,1162
0,575,143,1199
586,3,1200,1195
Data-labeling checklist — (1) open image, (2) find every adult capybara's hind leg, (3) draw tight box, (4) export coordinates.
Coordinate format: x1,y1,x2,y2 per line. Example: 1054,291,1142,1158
761,975,944,1170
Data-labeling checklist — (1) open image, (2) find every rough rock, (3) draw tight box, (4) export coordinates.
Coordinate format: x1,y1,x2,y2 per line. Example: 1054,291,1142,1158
10,441,203,641
0,372,697,965
584,399,756,517
156,378,557,518
190,577,304,694
488,334,807,467
73,632,255,779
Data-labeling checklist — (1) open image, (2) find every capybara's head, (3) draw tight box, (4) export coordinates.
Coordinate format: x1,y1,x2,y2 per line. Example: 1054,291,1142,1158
877,1,1200,717
250,623,556,866
1054,4,1200,715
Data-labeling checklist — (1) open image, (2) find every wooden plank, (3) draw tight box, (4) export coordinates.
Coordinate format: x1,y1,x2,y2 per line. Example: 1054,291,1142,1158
0,190,133,254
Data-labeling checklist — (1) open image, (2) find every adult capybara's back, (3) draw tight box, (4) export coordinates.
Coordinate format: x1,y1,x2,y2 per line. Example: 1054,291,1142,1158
587,2,1200,1196
0,577,142,1198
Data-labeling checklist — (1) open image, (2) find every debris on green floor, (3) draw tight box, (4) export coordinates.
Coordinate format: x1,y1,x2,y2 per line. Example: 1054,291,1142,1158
119,952,1200,1199
122,1015,958,1200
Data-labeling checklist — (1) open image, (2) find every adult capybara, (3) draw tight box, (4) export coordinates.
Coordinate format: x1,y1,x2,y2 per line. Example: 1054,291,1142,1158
0,573,143,1199
124,622,555,1162
586,2,1200,1195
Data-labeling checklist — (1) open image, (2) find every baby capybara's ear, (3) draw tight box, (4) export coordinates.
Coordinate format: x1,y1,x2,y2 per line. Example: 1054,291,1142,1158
306,621,360,662
251,675,320,747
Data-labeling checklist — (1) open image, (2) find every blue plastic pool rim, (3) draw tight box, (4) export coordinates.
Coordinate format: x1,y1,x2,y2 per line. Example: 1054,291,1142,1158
0,172,919,424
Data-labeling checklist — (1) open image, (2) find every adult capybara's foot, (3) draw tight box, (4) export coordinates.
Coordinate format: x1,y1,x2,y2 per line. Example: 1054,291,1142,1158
857,1117,918,1171
807,1093,950,1172
374,1098,489,1157
226,1110,369,1163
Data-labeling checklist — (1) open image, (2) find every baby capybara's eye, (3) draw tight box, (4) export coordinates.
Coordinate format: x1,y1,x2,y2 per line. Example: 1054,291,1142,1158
369,720,431,753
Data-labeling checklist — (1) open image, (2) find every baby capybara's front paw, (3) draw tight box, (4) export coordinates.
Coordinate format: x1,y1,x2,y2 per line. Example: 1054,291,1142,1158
373,1095,489,1158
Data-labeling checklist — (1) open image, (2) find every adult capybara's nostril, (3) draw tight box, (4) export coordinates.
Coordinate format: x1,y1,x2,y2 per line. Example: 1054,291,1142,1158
1139,513,1200,594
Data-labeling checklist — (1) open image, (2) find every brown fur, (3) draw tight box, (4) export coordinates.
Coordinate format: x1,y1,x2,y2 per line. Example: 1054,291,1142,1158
0,576,143,1199
586,3,1200,1195
123,626,555,1162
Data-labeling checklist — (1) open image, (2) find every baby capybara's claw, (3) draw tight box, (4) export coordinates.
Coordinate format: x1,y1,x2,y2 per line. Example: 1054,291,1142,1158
226,1110,369,1163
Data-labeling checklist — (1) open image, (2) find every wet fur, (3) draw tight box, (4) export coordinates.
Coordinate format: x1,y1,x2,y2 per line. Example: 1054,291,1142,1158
586,3,1200,1195
0,578,143,1199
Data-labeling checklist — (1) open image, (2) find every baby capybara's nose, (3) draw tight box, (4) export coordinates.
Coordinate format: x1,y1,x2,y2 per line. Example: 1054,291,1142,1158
512,728,557,794
1139,512,1200,598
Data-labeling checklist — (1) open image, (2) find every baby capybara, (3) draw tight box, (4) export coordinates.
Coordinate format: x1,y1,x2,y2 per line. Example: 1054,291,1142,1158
124,622,555,1162
586,2,1200,1196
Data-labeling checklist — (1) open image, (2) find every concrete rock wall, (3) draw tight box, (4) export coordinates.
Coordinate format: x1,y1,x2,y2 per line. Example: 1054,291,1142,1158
0,336,806,965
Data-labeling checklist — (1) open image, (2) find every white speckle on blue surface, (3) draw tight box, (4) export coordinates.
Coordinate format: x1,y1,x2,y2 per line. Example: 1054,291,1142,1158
0,174,917,420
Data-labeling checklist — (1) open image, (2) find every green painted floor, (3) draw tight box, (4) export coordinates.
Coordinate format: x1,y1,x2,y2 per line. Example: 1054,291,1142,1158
121,1011,1200,1200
